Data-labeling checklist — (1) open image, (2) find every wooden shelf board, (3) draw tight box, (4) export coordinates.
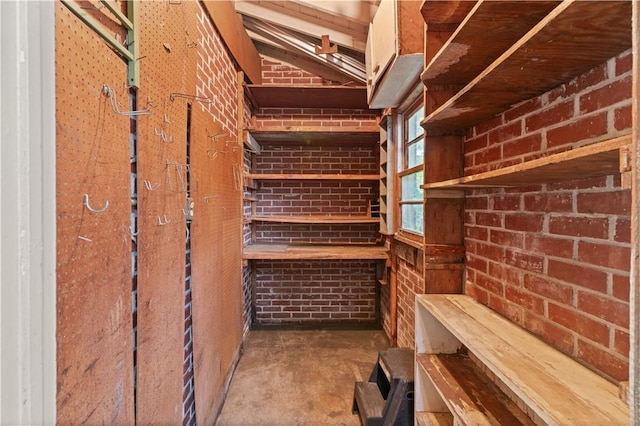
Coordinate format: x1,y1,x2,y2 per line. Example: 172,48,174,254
422,1,632,132
422,1,559,85
247,126,379,145
249,215,380,224
416,353,535,425
243,243,389,260
248,173,380,181
421,135,630,189
420,0,476,25
245,84,369,109
415,412,452,426
416,294,629,425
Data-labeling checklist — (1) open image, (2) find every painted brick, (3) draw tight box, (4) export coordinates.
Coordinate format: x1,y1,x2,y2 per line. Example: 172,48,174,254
523,312,574,355
524,235,573,259
492,194,521,211
475,274,505,296
488,121,522,144
615,50,632,76
548,62,608,104
614,329,630,358
465,133,488,153
577,291,629,328
487,295,523,326
523,193,573,213
577,340,628,382
504,250,543,273
547,303,609,347
576,189,631,215
548,216,609,240
612,274,630,302
547,259,608,293
464,52,632,381
504,213,544,233
546,113,608,149
524,100,573,133
488,262,520,284
490,229,524,248
614,104,632,131
503,97,543,122
578,241,630,272
523,274,573,304
502,133,543,158
579,75,632,114
504,287,544,314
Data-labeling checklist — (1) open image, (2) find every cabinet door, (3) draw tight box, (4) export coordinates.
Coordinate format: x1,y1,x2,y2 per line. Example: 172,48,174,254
368,0,397,96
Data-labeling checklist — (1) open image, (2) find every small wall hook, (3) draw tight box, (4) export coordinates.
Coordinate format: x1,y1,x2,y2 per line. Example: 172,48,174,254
83,194,109,213
157,215,171,226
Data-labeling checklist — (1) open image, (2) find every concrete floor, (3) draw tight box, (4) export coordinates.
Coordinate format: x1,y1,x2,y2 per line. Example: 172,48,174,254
216,329,389,426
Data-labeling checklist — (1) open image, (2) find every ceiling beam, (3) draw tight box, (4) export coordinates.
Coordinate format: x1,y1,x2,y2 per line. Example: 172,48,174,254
291,0,378,25
235,0,367,52
253,40,354,84
244,16,366,83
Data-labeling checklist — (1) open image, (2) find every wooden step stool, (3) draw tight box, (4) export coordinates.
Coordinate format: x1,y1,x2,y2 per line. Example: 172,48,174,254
352,348,414,426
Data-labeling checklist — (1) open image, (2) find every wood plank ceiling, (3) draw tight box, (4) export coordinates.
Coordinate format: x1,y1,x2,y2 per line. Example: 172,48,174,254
233,0,380,85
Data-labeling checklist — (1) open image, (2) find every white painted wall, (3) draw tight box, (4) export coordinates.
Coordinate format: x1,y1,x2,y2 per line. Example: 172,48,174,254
0,1,56,424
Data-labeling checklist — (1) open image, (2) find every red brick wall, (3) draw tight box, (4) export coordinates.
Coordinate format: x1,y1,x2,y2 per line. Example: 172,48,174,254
254,260,377,323
261,58,332,85
249,90,381,325
464,50,632,381
396,257,425,348
255,107,378,127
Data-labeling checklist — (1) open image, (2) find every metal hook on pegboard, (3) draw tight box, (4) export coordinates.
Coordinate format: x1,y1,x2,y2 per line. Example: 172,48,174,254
157,215,171,226
83,194,109,214
102,84,154,116
143,180,160,191
169,92,213,105
154,128,173,143
203,195,218,204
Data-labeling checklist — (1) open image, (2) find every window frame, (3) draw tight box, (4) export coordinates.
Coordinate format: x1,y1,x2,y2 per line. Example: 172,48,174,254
397,101,425,238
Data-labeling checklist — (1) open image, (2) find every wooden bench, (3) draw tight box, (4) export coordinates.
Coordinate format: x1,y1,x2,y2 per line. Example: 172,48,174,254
414,294,629,425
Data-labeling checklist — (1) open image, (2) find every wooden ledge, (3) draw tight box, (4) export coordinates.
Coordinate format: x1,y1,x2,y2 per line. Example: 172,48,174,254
243,243,389,260
415,294,629,425
249,215,380,224
421,135,631,190
247,173,380,181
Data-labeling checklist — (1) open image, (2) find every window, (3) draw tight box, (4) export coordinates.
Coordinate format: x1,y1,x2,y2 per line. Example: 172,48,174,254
398,104,424,235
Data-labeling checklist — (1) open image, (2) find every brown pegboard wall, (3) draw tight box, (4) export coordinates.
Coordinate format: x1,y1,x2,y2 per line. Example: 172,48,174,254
189,3,245,423
135,1,197,424
56,3,134,424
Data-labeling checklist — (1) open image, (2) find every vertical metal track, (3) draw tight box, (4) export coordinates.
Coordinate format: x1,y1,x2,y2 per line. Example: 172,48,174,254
183,104,197,426
129,90,139,424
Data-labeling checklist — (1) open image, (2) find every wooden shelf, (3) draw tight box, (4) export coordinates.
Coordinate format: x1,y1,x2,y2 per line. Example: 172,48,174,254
415,294,629,425
248,173,380,181
419,0,476,26
243,243,389,260
247,126,380,145
421,0,632,133
244,84,369,109
421,135,630,190
249,215,380,224
421,1,559,85
416,353,534,425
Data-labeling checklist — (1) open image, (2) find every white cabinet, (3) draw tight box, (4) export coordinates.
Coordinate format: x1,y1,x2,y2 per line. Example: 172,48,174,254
365,0,423,109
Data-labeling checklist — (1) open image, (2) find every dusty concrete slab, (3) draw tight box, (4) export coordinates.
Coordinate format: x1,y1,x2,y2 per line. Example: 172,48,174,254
216,329,389,426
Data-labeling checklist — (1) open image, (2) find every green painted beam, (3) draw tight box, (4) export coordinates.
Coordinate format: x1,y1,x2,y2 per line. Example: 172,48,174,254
61,0,134,62
100,0,133,30
127,0,140,88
